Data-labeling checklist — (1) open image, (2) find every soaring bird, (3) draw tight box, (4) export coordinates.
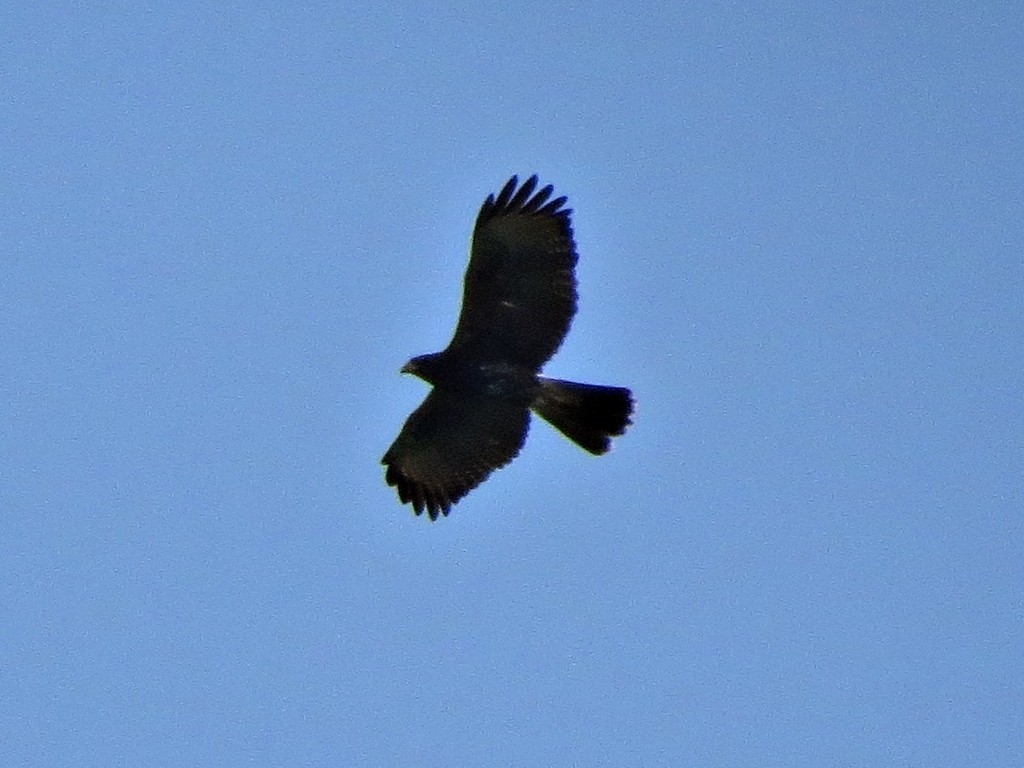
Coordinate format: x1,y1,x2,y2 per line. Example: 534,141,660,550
382,175,633,520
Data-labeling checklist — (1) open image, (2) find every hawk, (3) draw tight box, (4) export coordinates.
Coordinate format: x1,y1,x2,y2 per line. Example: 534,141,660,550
382,175,633,519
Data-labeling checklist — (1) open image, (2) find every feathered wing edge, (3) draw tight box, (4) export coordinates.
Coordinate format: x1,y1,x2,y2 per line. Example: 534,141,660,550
381,460,464,521
381,391,531,521
477,174,570,225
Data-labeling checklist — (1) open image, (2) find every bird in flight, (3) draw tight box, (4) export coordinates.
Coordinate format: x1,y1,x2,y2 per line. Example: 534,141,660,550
382,175,633,520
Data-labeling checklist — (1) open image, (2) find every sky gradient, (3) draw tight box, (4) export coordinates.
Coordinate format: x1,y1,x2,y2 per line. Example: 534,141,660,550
3,3,1022,766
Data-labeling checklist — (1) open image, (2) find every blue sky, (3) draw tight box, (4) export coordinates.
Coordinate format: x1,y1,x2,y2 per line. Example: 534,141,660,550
3,2,1022,765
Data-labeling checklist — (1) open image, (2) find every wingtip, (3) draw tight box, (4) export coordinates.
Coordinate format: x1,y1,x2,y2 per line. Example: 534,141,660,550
383,461,456,521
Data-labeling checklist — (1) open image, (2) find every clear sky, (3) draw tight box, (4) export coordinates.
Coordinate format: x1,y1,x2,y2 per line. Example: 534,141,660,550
3,3,1022,766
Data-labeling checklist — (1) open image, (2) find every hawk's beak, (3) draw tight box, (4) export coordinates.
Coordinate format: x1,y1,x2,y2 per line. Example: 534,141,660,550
400,361,416,374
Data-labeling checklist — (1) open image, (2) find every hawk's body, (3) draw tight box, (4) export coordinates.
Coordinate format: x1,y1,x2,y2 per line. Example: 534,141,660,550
382,175,633,519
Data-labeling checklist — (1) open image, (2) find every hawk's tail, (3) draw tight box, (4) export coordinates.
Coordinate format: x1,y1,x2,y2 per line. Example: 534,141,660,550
532,378,633,455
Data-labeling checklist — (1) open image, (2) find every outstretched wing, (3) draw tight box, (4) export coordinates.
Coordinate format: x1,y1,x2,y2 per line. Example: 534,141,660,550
445,175,578,371
381,389,531,520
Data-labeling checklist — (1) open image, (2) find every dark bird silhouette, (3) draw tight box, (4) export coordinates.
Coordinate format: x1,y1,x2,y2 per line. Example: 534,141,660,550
382,175,633,520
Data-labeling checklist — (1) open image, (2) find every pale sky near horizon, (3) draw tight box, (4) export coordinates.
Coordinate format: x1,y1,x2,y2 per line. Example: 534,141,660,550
3,3,1022,766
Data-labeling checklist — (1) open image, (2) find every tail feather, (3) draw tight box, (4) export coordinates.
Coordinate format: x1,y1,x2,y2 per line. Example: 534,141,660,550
532,378,633,455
